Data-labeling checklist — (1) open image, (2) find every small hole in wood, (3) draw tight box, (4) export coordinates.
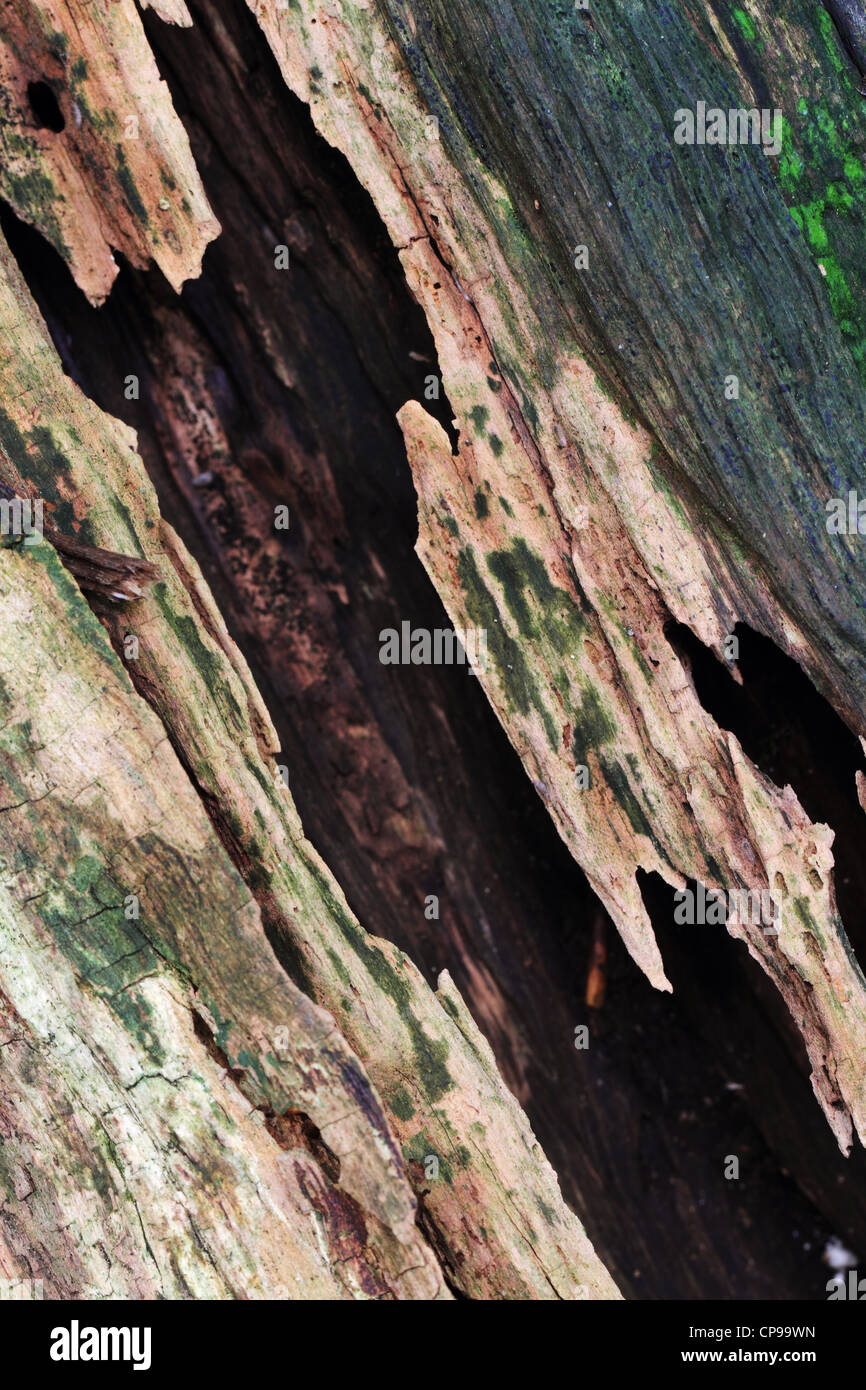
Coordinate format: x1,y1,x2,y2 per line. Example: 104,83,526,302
27,80,65,132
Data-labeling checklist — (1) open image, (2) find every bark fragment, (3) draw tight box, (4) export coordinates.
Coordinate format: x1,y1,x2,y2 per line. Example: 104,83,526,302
0,0,218,301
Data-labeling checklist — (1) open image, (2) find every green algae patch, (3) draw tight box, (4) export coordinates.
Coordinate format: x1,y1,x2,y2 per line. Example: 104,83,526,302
23,543,130,685
771,17,866,372
731,8,758,43
791,895,827,951
388,1085,416,1121
3,168,68,259
326,946,352,988
402,1132,454,1184
457,545,558,749
153,588,245,732
571,688,616,764
600,757,655,840
486,538,589,656
115,144,149,226
536,1194,560,1227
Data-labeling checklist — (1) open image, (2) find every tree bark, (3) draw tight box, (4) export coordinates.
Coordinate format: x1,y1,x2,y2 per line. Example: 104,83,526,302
1,0,866,1301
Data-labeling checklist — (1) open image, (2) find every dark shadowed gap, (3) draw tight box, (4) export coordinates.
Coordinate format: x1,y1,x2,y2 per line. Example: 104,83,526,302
27,79,65,132
665,619,866,962
3,0,866,1298
638,866,866,1278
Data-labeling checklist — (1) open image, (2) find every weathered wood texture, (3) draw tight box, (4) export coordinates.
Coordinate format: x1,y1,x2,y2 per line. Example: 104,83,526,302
2,0,866,1302
240,0,866,1152
5,0,861,1298
0,0,216,298
0,0,619,1300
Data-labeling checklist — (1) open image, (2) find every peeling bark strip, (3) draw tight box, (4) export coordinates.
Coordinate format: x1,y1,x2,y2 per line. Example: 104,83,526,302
0,479,159,602
0,0,218,301
243,0,866,1153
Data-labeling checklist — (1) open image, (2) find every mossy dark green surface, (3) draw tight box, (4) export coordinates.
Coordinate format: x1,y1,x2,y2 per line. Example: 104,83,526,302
457,544,558,748
382,0,866,730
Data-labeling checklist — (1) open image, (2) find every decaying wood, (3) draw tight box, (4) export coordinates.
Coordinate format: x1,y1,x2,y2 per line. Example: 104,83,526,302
0,219,616,1297
0,479,159,602
244,0,866,1154
2,0,866,1302
0,0,217,300
19,0,859,1297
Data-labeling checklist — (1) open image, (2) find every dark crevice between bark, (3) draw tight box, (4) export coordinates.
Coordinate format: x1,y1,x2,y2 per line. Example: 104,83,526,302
665,618,866,967
3,0,866,1298
414,1198,468,1300
191,1010,342,1184
638,866,866,1284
